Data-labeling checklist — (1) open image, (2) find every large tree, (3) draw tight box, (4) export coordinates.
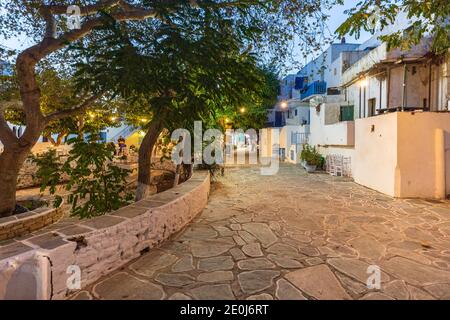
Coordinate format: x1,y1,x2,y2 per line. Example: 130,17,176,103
1,68,118,146
73,12,269,198
0,0,334,216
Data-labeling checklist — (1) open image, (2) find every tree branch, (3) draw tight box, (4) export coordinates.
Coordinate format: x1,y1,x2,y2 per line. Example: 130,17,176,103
0,109,19,148
42,0,122,16
44,93,103,123
21,4,158,65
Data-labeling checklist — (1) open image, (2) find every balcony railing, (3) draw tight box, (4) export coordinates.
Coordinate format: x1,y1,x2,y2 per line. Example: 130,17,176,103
291,132,310,145
300,81,327,100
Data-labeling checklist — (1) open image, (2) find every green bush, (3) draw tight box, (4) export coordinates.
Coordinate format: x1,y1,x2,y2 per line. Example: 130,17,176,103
300,144,322,166
31,149,62,194
33,136,133,219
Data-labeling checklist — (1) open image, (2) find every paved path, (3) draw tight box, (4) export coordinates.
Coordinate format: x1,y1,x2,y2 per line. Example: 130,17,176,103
73,164,450,300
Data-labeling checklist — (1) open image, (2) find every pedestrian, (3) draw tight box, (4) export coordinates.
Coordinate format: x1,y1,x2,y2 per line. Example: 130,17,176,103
118,136,126,156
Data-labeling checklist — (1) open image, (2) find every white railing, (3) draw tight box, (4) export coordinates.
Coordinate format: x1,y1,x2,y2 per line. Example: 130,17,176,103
109,125,137,142
292,132,310,145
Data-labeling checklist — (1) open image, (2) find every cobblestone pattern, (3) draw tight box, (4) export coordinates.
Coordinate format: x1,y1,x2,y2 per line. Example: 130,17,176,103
77,164,450,300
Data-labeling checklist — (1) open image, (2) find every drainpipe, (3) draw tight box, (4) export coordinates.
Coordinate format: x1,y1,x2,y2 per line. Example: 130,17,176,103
359,86,362,118
379,78,382,110
428,61,432,111
401,63,407,111
387,67,391,109
363,86,366,117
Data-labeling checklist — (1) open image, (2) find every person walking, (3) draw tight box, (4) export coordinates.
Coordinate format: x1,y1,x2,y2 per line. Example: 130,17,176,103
118,136,126,156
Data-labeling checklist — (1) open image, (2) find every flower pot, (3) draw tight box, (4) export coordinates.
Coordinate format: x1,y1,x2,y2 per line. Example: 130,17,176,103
305,164,317,173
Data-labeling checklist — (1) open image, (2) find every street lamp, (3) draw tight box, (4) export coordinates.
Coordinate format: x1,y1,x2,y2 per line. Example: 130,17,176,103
359,78,368,87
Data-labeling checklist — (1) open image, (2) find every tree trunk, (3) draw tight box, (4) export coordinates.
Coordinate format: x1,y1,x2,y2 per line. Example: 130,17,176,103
0,145,34,216
135,118,163,201
172,135,184,187
0,50,45,217
173,164,182,187
56,133,67,146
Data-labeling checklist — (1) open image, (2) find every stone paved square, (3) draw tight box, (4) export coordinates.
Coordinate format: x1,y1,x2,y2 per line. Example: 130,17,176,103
76,164,450,300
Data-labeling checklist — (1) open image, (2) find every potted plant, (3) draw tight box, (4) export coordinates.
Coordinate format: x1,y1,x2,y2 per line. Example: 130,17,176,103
300,144,322,173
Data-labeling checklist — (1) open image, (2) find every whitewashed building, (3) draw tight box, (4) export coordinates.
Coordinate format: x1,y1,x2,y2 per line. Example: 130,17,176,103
307,30,450,198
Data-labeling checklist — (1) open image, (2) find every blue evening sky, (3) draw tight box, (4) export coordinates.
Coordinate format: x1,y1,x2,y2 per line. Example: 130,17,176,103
1,0,372,75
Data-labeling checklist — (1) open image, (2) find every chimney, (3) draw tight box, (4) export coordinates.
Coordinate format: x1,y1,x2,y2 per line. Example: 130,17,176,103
341,37,346,44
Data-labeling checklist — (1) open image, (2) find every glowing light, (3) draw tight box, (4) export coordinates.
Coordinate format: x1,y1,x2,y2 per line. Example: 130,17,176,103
225,118,230,123
240,107,246,113
110,116,117,121
139,131,146,137
89,113,95,119
359,78,368,87
280,101,288,109
140,118,148,123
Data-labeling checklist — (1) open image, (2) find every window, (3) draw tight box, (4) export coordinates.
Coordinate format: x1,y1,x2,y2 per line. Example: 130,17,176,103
368,98,376,117
294,109,298,116
334,68,337,76
340,105,354,121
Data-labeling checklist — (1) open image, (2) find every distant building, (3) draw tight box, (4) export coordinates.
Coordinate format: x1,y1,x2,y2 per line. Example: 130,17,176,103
0,60,12,76
262,12,450,200
262,40,364,164
297,40,361,101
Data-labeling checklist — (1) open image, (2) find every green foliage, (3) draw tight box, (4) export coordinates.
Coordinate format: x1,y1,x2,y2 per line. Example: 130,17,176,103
63,137,133,219
1,67,118,144
0,1,336,72
30,149,64,207
300,144,322,166
33,137,133,219
337,0,450,54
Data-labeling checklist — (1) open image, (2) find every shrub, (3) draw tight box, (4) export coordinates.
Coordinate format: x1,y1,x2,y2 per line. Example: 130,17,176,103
34,136,133,219
300,144,322,166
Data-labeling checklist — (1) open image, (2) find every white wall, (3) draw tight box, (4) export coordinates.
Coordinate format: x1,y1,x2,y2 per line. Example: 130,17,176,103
309,103,354,147
353,113,398,196
353,112,450,199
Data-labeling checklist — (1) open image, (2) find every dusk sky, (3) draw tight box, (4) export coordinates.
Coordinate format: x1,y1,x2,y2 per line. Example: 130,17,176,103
0,0,372,75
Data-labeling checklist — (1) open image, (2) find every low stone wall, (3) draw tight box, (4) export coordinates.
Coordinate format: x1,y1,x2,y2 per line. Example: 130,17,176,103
0,171,210,300
17,158,47,189
0,205,64,241
17,144,71,189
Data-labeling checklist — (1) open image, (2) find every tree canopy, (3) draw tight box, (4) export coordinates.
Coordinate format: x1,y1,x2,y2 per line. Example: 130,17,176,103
337,0,450,54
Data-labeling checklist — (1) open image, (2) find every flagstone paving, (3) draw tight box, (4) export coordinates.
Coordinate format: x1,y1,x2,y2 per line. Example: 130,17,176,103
75,164,450,300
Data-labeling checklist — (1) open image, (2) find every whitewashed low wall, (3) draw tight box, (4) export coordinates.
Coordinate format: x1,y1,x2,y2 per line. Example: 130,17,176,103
321,121,355,146
0,171,210,300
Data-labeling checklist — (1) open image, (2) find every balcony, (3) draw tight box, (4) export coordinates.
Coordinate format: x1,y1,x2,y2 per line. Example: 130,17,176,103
301,81,327,101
